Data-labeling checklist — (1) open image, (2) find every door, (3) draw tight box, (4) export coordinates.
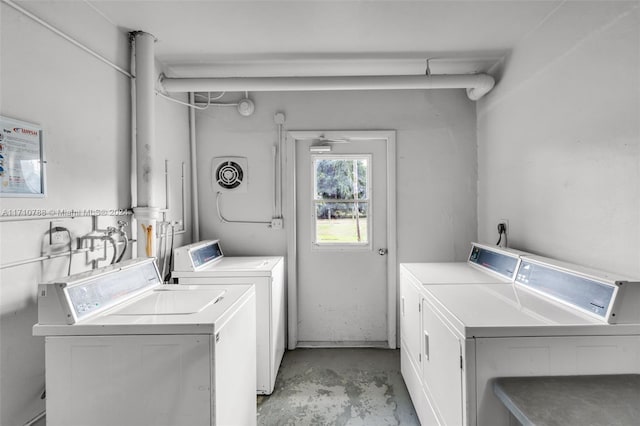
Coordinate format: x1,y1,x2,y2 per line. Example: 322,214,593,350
293,132,392,346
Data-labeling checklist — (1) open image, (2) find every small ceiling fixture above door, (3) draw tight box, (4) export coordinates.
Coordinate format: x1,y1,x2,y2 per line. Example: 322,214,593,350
309,145,332,153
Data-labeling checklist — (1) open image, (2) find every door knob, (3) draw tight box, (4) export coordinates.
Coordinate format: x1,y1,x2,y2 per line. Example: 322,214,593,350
378,248,388,256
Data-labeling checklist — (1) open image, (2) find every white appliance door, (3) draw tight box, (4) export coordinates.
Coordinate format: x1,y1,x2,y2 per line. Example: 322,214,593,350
45,335,212,426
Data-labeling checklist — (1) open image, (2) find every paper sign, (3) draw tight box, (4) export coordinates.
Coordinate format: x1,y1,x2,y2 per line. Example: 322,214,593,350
0,116,45,197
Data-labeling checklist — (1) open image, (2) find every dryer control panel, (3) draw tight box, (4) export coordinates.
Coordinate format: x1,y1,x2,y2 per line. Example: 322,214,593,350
515,258,640,323
468,243,521,281
516,260,616,320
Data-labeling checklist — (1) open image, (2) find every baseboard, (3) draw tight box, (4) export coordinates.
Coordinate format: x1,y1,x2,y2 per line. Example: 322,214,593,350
295,340,390,348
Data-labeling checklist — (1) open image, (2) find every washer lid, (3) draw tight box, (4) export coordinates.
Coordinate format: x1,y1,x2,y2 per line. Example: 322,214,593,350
110,288,225,315
33,285,255,336
205,257,281,271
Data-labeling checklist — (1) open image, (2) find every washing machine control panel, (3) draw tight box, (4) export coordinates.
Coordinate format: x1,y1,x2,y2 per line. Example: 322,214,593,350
38,258,161,324
190,241,223,268
173,240,224,271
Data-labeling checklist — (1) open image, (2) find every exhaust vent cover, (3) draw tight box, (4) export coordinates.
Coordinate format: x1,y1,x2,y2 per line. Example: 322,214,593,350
212,157,248,193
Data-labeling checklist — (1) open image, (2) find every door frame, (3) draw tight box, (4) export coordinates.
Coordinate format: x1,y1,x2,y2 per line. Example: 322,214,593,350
285,130,397,349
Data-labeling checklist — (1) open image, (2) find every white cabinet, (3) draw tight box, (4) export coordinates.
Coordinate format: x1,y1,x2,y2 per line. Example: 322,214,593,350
400,264,476,426
400,269,434,425
400,268,423,368
213,292,257,426
421,298,463,426
46,335,214,426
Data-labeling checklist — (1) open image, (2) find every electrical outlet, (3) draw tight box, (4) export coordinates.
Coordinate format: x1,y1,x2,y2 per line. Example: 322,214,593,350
45,229,72,254
274,112,286,124
499,219,509,236
51,230,70,245
270,218,283,229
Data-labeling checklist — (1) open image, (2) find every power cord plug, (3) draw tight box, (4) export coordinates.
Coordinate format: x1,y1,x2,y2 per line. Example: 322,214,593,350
496,222,508,247
497,223,507,234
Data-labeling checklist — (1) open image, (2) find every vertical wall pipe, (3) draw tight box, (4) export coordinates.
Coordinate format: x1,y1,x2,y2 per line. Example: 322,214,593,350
164,159,170,210
189,92,200,241
134,31,156,207
181,162,187,232
132,31,160,258
129,33,138,259
277,120,284,217
272,146,277,217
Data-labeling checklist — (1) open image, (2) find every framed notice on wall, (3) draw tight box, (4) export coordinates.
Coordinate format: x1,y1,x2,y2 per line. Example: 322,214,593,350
0,115,46,197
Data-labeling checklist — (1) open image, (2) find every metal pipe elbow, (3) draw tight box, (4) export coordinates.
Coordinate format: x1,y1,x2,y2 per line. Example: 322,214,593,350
466,73,495,101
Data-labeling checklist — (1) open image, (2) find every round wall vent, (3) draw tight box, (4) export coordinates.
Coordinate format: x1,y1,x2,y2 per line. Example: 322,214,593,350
216,161,244,189
212,157,248,193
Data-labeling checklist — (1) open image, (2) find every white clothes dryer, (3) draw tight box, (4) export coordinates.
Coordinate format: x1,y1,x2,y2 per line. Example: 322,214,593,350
401,242,528,287
400,242,528,420
33,258,257,426
172,240,285,395
401,253,640,426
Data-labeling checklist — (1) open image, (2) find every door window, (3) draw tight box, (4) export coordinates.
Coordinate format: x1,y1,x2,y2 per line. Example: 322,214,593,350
312,155,371,249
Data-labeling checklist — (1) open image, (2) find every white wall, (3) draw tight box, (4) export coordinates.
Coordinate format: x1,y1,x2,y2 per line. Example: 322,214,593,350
0,3,191,424
196,90,477,262
477,1,640,277
154,86,193,264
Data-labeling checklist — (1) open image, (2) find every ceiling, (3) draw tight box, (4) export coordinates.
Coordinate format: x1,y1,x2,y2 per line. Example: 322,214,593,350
21,0,566,76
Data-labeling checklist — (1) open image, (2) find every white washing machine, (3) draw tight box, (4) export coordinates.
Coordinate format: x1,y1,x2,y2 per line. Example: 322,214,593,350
33,258,257,426
172,240,285,395
401,252,640,426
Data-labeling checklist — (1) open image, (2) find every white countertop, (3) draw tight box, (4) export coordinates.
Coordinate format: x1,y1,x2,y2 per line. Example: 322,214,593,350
401,262,511,284
422,283,640,338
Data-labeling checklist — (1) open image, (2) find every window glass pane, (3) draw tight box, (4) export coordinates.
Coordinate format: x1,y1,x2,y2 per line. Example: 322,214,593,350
314,158,368,200
315,202,368,244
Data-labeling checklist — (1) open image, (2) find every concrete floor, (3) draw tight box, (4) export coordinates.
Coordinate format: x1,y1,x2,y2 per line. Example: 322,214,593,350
257,348,420,425
35,348,418,426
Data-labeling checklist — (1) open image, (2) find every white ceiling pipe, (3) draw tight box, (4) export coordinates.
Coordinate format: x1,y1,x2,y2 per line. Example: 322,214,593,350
160,73,495,100
466,75,495,100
